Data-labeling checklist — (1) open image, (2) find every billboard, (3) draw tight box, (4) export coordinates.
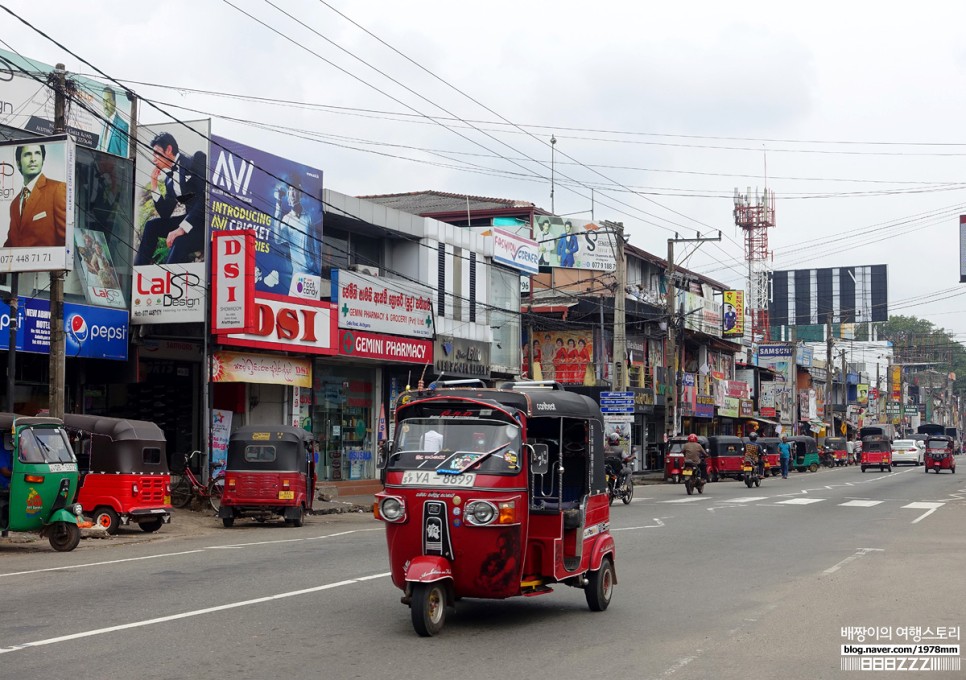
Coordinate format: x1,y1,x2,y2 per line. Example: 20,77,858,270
678,290,722,337
131,119,210,324
0,297,128,360
208,134,323,300
534,216,617,270
0,50,132,158
0,135,75,272
756,344,795,423
722,290,744,337
491,228,539,274
770,266,888,325
524,330,595,385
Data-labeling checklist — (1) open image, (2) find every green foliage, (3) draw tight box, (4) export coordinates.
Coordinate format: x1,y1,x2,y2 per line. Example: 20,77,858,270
878,315,966,395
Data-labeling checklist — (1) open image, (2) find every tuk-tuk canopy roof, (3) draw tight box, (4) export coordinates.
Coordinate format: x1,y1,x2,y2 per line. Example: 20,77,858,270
0,412,63,430
230,425,313,444
61,414,165,443
226,425,312,472
398,385,603,422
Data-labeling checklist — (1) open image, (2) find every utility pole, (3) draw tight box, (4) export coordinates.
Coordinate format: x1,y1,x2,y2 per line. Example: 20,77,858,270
48,63,67,419
826,314,834,438
608,221,627,390
663,231,722,441
841,346,848,436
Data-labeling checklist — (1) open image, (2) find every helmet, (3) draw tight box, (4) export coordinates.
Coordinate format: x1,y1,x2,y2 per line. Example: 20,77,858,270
607,432,620,445
687,434,698,443
749,431,759,441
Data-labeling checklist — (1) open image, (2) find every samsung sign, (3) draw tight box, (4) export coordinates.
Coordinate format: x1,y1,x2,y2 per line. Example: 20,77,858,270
0,298,128,360
492,228,540,275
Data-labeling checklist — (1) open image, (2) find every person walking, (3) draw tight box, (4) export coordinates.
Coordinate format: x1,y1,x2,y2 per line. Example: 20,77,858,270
778,434,792,479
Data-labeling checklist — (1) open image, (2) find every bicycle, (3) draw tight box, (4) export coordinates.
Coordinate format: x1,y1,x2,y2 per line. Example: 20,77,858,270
170,451,225,512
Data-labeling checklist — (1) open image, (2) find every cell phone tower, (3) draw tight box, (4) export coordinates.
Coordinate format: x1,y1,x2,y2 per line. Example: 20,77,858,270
733,186,776,342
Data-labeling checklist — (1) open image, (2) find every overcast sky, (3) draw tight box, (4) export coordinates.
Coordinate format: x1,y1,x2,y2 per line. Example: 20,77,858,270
4,0,966,340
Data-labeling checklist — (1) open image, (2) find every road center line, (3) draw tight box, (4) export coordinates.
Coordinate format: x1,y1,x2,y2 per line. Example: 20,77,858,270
0,550,207,578
0,572,391,655
823,548,884,575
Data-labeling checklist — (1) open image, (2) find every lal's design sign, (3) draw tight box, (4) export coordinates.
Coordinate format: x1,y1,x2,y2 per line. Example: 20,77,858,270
131,264,205,324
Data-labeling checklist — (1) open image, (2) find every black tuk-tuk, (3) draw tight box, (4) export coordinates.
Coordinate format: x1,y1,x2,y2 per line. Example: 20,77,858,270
64,414,171,534
217,426,316,527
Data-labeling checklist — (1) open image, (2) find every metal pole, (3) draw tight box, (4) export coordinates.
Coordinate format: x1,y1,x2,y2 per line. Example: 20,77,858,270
6,274,18,412
665,238,676,441
48,63,67,419
612,222,627,391
826,315,833,438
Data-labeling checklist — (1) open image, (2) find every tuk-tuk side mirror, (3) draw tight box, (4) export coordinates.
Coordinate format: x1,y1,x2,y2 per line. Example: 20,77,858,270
528,443,549,475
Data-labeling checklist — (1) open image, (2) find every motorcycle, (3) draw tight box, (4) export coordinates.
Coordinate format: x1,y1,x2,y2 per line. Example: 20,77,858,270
605,454,635,505
821,447,836,468
742,457,762,488
682,459,706,495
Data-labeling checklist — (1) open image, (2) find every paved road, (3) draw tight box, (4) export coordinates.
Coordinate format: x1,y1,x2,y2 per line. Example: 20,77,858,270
1,464,963,679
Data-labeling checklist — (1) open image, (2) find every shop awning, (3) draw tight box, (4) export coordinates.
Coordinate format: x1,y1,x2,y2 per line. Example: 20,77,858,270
746,415,780,427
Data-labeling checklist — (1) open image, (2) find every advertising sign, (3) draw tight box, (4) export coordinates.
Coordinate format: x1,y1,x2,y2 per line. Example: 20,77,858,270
0,51,132,158
210,409,232,476
524,329,595,385
0,297,128,360
211,350,312,387
339,329,433,364
856,383,869,406
333,269,434,339
534,216,617,271
696,395,715,418
961,215,966,283
434,336,491,378
890,365,902,401
131,265,205,324
722,290,744,337
678,290,722,337
74,227,124,308
719,397,739,418
680,373,696,417
221,293,337,356
211,230,256,333
132,119,210,323
491,228,539,275
209,134,324,300
0,135,75,272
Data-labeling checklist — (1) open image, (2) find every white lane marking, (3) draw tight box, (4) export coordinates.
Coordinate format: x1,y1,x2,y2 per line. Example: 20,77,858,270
612,518,664,531
839,500,883,507
0,528,379,578
722,497,769,503
0,550,206,579
0,572,391,655
661,497,708,503
903,501,944,524
776,498,826,505
823,548,884,575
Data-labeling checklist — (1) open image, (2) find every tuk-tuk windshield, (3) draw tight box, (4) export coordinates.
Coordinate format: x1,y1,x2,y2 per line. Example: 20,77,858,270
18,427,76,464
926,438,950,450
392,418,522,475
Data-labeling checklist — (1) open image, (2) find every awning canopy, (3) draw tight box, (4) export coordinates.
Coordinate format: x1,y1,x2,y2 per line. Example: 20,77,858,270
746,416,781,427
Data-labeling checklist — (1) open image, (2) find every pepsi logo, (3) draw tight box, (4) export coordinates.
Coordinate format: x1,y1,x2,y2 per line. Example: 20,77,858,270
67,314,89,343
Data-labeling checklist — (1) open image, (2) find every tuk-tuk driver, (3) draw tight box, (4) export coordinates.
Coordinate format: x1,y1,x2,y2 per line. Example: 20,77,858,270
682,433,707,481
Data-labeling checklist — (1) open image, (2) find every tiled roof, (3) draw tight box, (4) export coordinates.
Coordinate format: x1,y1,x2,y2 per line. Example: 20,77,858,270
359,190,537,216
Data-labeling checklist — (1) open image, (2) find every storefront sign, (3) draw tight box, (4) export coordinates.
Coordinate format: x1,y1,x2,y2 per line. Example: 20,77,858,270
696,395,715,418
492,228,540,275
211,230,256,333
739,399,754,418
212,350,311,387
796,345,814,367
719,397,739,418
722,290,744,337
221,293,337,355
333,269,433,339
434,336,491,378
131,263,206,325
138,339,203,361
339,329,433,364
0,298,128,361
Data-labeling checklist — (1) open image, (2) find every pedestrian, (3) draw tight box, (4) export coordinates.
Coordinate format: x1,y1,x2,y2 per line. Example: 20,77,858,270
778,434,792,479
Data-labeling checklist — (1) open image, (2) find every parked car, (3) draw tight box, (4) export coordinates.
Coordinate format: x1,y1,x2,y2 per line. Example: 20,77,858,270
891,439,924,466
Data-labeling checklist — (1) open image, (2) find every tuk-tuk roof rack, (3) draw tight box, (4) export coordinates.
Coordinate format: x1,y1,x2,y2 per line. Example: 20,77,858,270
497,381,565,391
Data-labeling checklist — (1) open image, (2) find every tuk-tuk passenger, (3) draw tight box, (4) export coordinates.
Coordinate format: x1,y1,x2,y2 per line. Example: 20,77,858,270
682,433,707,481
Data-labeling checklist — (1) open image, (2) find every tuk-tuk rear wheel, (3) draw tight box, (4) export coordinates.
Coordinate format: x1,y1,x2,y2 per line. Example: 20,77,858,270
808,463,819,473
585,556,615,612
139,518,164,533
94,507,120,535
411,582,447,637
222,517,235,528
48,522,81,552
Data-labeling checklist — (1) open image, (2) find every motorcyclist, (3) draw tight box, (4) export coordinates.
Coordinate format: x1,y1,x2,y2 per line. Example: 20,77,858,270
744,430,765,478
681,433,707,481
604,432,634,491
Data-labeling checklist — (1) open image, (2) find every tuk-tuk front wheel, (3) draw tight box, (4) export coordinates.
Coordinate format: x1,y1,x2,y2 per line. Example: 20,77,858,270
48,522,81,552
411,582,447,637
808,463,819,473
585,556,615,612
94,507,120,535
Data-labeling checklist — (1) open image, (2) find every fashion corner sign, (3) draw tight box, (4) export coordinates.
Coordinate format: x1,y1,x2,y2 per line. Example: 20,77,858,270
492,228,539,275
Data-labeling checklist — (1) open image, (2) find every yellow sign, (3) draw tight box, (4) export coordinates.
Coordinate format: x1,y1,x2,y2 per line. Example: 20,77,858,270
212,351,312,388
252,432,270,440
840,423,847,435
722,291,744,337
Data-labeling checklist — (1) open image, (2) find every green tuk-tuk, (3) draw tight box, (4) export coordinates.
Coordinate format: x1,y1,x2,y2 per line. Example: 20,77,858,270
788,435,821,473
0,414,85,551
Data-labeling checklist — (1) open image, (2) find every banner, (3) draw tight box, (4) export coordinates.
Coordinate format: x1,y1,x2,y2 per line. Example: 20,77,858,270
333,269,434,339
210,409,233,476
0,50,133,158
890,365,902,401
74,227,124,308
0,298,127,360
0,136,75,273
534,216,617,270
524,329,595,385
722,290,744,337
856,383,869,406
491,228,539,274
680,373,696,417
212,350,312,387
209,134,324,300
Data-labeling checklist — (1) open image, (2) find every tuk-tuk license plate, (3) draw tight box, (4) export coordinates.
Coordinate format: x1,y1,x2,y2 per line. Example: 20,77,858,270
278,491,295,500
401,471,477,487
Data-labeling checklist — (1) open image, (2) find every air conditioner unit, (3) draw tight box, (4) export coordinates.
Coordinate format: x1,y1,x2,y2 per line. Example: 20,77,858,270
349,264,380,277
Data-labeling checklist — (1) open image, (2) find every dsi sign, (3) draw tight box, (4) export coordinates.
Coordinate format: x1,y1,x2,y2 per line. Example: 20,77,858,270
492,228,539,275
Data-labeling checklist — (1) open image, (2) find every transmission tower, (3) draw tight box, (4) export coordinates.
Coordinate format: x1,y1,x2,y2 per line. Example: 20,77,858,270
733,187,776,341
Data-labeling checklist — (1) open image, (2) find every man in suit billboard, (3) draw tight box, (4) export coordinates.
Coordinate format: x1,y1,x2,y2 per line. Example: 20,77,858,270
4,143,67,248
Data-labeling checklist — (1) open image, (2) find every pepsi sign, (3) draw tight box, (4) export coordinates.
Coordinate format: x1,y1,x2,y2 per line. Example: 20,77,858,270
0,298,128,360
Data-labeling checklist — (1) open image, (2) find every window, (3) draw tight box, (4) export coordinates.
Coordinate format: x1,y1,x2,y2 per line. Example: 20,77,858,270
142,447,162,465
245,445,277,463
437,242,446,317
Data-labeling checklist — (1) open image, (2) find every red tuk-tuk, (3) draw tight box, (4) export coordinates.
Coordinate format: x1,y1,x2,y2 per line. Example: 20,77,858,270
924,436,957,474
757,437,782,477
860,435,892,473
65,414,172,534
705,435,745,482
665,435,708,483
375,380,616,636
217,426,316,527
824,437,850,466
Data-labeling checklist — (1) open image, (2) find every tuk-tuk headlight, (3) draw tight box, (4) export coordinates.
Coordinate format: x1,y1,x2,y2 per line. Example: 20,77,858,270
72,503,84,517
379,497,406,522
466,500,498,526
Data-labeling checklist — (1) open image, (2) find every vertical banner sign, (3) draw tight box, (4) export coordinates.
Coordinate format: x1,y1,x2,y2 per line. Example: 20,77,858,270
960,215,966,283
722,290,745,337
890,365,902,401
211,230,256,333
210,409,232,475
